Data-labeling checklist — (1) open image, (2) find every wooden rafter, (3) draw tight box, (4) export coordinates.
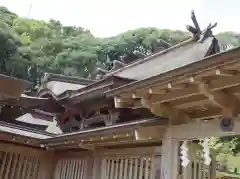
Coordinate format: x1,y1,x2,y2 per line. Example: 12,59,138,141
197,81,240,118
141,98,190,124
114,65,240,121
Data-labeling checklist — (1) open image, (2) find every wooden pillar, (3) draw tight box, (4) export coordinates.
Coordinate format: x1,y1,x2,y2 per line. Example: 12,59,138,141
151,155,161,179
160,128,179,179
84,157,94,179
38,152,57,179
93,157,102,179
211,150,217,179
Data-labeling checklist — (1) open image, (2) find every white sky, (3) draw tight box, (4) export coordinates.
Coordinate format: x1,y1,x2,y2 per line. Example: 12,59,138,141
1,0,239,37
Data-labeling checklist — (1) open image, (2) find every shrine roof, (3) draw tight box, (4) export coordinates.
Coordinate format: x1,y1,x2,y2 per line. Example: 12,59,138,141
15,113,63,134
37,73,134,103
105,46,240,125
63,75,134,103
0,74,31,100
37,73,96,98
0,121,55,139
0,94,64,113
41,73,95,85
105,37,217,80
106,45,240,97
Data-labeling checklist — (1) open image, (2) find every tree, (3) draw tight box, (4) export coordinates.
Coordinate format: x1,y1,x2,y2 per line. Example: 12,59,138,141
216,32,240,51
0,6,239,85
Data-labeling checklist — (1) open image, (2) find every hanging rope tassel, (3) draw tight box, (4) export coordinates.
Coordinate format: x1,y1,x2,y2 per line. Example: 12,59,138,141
180,140,190,167
203,138,211,165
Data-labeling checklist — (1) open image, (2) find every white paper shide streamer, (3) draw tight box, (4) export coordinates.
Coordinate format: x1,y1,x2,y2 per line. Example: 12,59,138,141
180,141,189,167
203,138,211,165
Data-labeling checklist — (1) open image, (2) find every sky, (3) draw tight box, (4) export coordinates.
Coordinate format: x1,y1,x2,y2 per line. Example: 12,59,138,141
1,0,239,37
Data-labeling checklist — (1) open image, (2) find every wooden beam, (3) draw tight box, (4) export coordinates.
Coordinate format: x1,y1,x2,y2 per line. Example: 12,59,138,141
141,98,190,124
189,108,221,120
167,83,188,90
148,86,199,104
215,69,237,76
0,142,47,157
174,98,210,109
134,126,166,140
103,112,119,126
169,118,240,140
78,143,95,151
94,146,162,156
130,74,240,108
148,88,167,95
114,96,133,108
198,82,240,117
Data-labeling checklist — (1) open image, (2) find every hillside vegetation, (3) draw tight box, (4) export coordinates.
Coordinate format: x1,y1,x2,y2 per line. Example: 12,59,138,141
1,6,240,83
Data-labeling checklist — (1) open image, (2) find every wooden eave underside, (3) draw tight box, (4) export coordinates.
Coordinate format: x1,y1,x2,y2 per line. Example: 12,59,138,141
0,118,167,150
40,118,166,150
0,95,64,113
110,47,240,123
0,118,165,150
0,121,55,148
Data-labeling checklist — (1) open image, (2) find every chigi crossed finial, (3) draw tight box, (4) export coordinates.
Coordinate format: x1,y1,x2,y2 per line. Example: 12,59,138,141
186,10,217,43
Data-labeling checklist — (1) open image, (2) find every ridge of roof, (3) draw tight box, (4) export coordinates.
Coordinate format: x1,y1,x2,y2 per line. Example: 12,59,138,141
37,74,134,102
41,73,96,85
95,52,147,79
105,38,194,78
103,11,218,80
58,75,135,101
37,73,95,99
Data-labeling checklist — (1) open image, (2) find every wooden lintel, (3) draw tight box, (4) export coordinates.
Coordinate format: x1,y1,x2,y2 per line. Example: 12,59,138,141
175,98,210,109
169,118,240,140
215,69,238,76
141,98,190,125
189,108,221,120
103,113,119,126
78,143,95,151
117,72,240,114
132,92,149,99
148,88,167,95
167,83,188,90
134,126,166,140
198,82,240,117
114,96,133,108
132,99,143,109
148,86,199,104
133,74,240,106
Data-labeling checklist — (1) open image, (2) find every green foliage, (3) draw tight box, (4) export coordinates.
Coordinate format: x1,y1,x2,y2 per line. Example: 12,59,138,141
0,6,239,86
0,8,193,83
217,32,240,51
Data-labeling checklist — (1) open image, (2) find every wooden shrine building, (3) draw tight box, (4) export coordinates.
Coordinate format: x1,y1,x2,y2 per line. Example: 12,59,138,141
0,11,238,179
